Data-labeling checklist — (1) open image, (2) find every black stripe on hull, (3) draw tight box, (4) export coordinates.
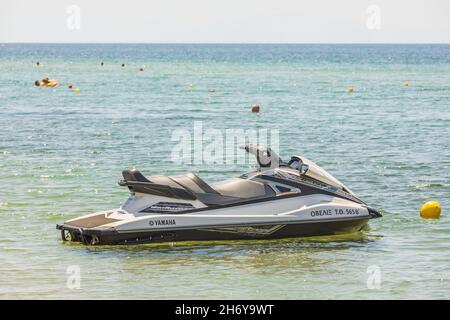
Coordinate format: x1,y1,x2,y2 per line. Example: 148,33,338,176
60,218,370,245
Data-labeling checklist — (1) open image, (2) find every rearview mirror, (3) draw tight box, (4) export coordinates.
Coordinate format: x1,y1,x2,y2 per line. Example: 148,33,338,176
300,164,309,175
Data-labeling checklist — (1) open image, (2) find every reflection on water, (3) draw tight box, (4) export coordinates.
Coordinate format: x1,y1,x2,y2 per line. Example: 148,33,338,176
42,232,376,299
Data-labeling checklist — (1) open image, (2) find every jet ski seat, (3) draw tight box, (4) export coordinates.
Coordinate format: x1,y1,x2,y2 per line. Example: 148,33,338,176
121,169,275,206
171,174,276,205
169,174,274,199
210,178,274,199
122,168,151,183
169,173,219,195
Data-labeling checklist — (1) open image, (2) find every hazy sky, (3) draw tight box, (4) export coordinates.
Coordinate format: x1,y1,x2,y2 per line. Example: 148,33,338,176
1,0,450,43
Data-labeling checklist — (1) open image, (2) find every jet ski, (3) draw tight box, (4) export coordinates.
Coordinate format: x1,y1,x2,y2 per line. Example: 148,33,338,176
57,145,381,245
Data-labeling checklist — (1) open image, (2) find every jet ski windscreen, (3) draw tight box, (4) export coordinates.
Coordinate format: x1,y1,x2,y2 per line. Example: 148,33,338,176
301,157,354,194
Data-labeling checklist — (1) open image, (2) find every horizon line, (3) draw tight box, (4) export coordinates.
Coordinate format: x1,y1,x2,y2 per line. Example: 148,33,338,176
2,42,450,45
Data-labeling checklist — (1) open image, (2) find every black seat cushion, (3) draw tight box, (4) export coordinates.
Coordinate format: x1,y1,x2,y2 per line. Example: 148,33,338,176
122,168,151,183
170,173,219,195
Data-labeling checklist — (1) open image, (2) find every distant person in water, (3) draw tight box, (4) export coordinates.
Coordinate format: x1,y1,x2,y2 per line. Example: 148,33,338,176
36,62,40,66
121,63,125,67
101,62,104,66
35,76,59,87
34,77,49,86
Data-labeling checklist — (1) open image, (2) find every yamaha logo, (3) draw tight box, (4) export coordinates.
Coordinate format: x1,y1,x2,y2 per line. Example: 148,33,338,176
149,219,176,226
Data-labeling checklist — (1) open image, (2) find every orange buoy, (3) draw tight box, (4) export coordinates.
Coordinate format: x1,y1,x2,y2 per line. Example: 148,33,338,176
251,104,260,113
68,84,73,89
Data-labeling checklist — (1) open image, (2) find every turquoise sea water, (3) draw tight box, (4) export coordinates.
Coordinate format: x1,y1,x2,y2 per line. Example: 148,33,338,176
0,44,449,299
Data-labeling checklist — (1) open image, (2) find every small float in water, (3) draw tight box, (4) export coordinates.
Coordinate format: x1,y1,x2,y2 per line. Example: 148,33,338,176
35,77,59,88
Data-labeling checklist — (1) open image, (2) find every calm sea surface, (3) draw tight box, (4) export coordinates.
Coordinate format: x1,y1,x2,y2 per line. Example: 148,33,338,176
0,44,449,299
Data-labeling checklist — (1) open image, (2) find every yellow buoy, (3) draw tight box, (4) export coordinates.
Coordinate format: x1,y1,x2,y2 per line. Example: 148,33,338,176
347,86,354,93
404,81,409,87
75,88,81,93
188,83,193,89
420,201,441,219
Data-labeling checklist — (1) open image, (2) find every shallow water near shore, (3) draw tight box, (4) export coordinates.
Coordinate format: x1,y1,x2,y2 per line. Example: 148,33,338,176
0,44,449,299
